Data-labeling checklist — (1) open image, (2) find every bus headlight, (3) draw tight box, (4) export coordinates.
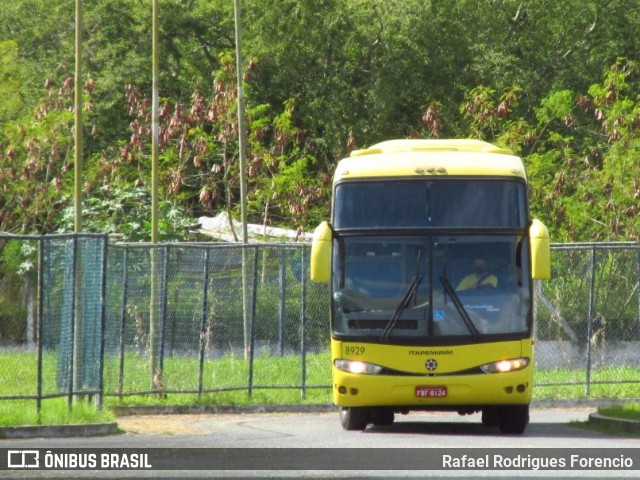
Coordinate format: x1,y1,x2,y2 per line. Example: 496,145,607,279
334,359,383,375
480,358,529,374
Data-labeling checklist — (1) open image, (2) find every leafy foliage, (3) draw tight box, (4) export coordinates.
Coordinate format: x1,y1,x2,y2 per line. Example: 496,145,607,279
0,0,638,241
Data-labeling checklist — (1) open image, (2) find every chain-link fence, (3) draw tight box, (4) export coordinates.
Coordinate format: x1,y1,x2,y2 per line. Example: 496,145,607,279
534,242,640,396
0,235,638,413
102,243,329,401
0,233,107,414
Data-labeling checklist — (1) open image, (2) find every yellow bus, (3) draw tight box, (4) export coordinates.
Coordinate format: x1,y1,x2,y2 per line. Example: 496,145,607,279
310,139,551,434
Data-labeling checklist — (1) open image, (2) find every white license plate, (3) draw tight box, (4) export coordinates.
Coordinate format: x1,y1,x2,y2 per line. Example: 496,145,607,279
415,386,447,398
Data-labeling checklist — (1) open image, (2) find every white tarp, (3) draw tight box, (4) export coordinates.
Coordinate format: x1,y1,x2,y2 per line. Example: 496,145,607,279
198,211,311,243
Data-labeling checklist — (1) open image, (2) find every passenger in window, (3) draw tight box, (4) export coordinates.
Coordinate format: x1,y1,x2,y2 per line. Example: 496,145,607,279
456,258,498,291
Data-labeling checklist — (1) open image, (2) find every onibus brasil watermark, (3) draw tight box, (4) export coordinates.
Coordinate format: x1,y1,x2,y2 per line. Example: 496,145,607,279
3,448,639,471
6,450,151,470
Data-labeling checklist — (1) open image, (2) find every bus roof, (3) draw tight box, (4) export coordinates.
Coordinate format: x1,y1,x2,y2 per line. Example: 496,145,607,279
336,139,526,181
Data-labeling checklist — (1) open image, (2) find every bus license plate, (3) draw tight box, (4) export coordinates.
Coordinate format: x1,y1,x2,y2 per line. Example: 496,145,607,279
415,386,447,398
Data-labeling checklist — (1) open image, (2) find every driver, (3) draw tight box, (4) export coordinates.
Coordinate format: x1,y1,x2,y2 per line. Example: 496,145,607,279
456,258,498,291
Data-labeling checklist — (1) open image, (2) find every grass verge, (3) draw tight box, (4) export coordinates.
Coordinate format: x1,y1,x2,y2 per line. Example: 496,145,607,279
0,398,115,427
597,403,640,421
2,350,640,427
570,403,640,438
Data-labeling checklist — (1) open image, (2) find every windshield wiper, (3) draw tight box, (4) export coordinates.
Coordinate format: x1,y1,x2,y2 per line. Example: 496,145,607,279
439,276,480,338
380,275,422,340
381,251,423,341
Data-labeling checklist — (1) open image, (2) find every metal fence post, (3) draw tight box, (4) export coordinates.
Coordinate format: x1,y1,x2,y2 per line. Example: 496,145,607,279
198,249,210,399
585,246,597,397
36,236,45,417
300,246,307,400
248,246,259,397
158,245,169,378
278,249,287,356
117,247,128,397
68,236,78,411
97,236,108,410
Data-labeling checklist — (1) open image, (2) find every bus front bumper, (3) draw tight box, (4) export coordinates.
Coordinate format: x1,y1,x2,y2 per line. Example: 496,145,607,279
332,367,533,408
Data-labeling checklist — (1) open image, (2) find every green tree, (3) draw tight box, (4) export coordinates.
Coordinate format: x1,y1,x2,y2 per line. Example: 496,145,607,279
0,41,22,124
0,77,77,233
246,98,330,231
1,0,639,240
460,59,639,241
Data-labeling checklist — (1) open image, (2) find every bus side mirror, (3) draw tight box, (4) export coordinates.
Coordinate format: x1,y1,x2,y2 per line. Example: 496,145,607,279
310,221,332,282
530,219,551,280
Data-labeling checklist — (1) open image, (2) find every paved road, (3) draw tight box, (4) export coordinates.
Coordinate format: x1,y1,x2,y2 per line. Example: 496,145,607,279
1,408,638,478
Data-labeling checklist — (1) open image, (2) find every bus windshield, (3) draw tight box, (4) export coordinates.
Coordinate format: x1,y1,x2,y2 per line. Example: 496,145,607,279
331,234,531,345
334,179,528,229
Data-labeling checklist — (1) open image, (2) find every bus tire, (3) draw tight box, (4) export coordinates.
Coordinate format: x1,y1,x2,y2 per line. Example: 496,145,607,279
481,406,500,427
371,408,395,426
339,407,369,431
498,405,529,434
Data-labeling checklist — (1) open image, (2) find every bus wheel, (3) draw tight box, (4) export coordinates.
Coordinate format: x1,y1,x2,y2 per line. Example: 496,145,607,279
481,406,500,427
498,405,529,434
371,408,395,426
339,407,369,431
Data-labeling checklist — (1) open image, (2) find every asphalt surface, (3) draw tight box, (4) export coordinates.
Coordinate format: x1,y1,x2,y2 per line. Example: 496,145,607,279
1,407,639,479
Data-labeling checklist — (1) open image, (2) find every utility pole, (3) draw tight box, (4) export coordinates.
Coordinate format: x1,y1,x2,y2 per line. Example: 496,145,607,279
233,0,248,245
74,0,83,233
72,0,84,406
149,0,160,387
233,0,250,358
151,1,159,245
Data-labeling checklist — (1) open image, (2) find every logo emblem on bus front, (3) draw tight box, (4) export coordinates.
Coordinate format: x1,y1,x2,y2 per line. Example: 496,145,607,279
425,359,438,371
